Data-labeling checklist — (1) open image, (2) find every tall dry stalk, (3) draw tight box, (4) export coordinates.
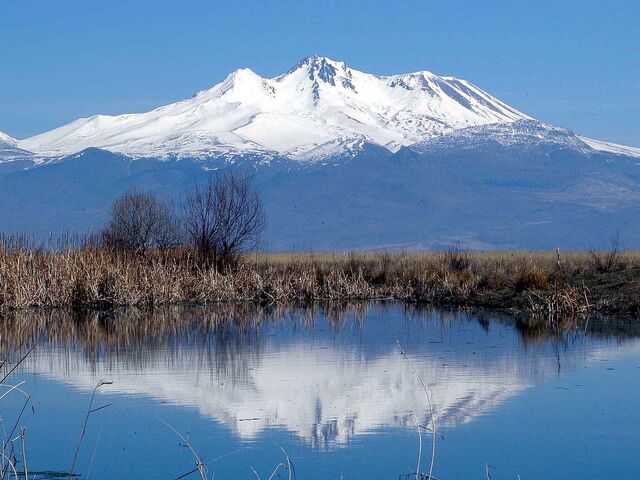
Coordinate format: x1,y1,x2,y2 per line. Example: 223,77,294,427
398,341,437,480
159,418,208,480
0,343,35,480
68,379,113,480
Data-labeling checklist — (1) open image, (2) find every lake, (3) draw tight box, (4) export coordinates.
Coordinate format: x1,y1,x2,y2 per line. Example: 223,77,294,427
2,303,640,479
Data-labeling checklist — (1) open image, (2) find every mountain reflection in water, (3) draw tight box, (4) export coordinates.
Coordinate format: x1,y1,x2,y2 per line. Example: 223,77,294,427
4,303,638,450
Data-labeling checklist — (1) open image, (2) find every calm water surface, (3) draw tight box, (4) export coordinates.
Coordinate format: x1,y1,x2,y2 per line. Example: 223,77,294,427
3,304,640,479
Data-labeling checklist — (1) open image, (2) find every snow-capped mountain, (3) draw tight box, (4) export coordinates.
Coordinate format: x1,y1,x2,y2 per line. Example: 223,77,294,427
0,130,33,163
19,56,532,159
2,57,640,249
0,130,17,147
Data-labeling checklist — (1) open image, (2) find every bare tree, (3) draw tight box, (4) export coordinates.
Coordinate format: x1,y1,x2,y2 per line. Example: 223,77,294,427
154,200,183,261
184,171,266,270
184,177,219,268
102,191,181,259
214,171,266,269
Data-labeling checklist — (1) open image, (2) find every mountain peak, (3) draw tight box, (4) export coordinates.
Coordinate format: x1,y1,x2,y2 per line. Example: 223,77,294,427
0,130,18,146
295,55,347,69
227,67,261,80
0,130,35,164
288,55,351,86
205,67,265,97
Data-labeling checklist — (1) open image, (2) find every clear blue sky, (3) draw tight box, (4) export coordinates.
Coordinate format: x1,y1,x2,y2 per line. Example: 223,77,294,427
1,0,638,145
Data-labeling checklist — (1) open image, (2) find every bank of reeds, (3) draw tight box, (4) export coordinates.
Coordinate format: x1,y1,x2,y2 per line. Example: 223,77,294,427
1,245,639,321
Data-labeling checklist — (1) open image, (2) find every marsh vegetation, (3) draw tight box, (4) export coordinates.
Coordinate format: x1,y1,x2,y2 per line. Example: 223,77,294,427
1,240,639,321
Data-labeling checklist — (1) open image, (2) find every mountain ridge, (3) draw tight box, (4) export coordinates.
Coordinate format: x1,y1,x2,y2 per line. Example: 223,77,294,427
18,56,534,160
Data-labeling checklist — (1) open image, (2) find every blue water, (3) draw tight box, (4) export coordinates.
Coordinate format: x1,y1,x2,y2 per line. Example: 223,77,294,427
3,304,640,479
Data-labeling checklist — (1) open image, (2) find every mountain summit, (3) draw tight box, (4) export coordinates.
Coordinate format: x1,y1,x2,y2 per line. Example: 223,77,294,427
0,130,33,163
0,130,17,147
19,56,532,159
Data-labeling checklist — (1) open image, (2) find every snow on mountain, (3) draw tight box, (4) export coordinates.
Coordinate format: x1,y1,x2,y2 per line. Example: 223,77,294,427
19,56,531,160
0,130,34,163
578,136,640,158
0,130,18,147
410,120,593,154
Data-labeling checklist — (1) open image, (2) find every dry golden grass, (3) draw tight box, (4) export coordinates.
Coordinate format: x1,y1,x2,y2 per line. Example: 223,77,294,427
1,247,639,319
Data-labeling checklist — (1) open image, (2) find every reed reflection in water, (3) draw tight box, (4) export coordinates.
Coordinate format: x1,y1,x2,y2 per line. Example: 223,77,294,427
2,303,639,480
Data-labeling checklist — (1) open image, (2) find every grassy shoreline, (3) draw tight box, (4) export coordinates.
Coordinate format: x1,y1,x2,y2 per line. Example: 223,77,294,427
1,248,639,321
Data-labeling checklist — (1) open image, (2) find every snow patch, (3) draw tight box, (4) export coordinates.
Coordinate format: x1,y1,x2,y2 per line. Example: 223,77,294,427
578,137,640,158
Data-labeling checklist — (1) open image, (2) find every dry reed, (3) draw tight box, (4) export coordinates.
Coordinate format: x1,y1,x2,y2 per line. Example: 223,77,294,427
1,246,639,322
